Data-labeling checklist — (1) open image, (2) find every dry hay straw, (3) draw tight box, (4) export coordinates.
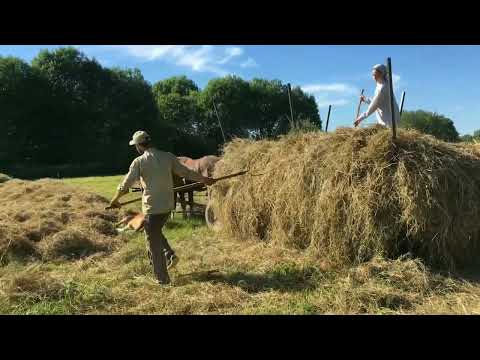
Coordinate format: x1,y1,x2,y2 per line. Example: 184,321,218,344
210,125,480,270
0,179,124,263
0,173,11,184
457,141,480,159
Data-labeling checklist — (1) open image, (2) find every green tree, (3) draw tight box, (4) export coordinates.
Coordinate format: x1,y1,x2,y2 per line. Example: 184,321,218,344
2,47,325,176
152,76,203,136
98,67,161,169
460,134,474,143
399,110,459,142
249,78,290,138
249,79,321,138
198,75,255,144
288,85,321,131
2,48,163,175
31,47,111,164
460,129,480,143
0,56,53,165
152,76,212,157
152,76,199,97
31,48,160,169
197,76,321,144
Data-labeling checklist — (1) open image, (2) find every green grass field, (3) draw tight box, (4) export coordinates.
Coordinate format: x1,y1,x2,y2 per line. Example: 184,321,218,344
1,175,480,314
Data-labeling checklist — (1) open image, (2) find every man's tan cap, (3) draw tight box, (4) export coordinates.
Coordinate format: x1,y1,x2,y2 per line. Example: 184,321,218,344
129,131,151,146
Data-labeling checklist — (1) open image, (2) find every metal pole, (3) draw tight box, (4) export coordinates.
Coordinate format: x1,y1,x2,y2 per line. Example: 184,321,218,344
212,98,226,143
287,83,294,127
386,57,397,139
399,91,406,117
325,105,332,132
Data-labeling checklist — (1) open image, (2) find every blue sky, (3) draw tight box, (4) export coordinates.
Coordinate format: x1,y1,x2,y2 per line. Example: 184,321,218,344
1,45,479,135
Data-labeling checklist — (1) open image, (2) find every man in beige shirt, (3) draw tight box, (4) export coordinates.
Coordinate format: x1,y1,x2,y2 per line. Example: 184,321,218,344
109,130,215,285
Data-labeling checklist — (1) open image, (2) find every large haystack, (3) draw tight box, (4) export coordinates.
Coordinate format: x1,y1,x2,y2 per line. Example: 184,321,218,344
0,179,123,262
210,125,480,270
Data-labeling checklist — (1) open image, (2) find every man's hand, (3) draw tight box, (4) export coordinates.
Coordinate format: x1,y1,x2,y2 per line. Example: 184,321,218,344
354,116,363,127
108,189,126,209
202,177,217,186
108,199,121,209
360,95,367,103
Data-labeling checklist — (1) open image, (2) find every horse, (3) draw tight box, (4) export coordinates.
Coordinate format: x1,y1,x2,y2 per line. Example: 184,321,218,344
173,155,221,218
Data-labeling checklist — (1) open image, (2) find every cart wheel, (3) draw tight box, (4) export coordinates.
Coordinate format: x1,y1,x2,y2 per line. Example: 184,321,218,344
205,201,220,231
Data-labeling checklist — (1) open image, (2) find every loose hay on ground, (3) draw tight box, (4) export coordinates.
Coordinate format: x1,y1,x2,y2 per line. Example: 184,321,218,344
211,125,480,270
0,179,125,263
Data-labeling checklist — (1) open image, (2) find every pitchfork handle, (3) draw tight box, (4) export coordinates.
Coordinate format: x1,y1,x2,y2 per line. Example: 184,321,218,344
355,89,365,127
105,170,248,210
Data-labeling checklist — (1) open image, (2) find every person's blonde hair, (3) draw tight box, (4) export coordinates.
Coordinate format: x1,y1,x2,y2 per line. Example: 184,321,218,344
372,64,388,81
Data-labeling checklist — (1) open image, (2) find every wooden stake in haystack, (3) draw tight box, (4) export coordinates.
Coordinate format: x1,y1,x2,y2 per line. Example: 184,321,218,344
386,57,397,139
287,83,295,128
325,105,332,132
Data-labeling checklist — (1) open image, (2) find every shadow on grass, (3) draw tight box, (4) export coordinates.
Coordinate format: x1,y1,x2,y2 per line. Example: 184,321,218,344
175,266,320,293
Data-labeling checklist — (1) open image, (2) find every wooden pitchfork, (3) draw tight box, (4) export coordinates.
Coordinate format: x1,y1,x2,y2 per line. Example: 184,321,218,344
105,170,248,210
354,89,365,128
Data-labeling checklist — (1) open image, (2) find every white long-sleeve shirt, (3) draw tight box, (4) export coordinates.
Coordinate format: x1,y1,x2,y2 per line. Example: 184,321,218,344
359,81,400,128
118,148,205,215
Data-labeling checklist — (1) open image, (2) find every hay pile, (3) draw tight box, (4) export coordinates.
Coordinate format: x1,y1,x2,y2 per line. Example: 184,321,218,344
0,179,123,262
458,142,480,158
211,125,480,270
0,173,11,184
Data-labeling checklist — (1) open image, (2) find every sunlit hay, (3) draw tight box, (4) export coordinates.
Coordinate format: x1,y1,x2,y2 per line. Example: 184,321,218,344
0,173,11,184
211,125,480,270
0,179,122,262
457,142,480,158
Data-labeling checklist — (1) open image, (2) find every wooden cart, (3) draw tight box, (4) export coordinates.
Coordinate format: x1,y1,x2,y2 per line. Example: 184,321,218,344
173,170,247,229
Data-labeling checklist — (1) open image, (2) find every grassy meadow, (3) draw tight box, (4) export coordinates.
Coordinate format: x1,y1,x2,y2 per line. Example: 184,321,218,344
0,175,479,314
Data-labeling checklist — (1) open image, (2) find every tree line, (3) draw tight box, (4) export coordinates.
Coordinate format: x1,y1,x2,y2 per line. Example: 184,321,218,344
399,110,479,143
1,47,477,178
0,47,321,178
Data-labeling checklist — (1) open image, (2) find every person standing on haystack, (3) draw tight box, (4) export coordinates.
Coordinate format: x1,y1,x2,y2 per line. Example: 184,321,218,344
354,64,400,128
108,131,216,285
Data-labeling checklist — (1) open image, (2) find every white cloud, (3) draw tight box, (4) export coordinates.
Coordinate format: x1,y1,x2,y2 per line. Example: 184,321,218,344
217,47,243,65
118,45,187,61
315,98,350,109
301,83,359,95
100,45,255,76
174,46,225,74
301,82,358,110
240,57,258,68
